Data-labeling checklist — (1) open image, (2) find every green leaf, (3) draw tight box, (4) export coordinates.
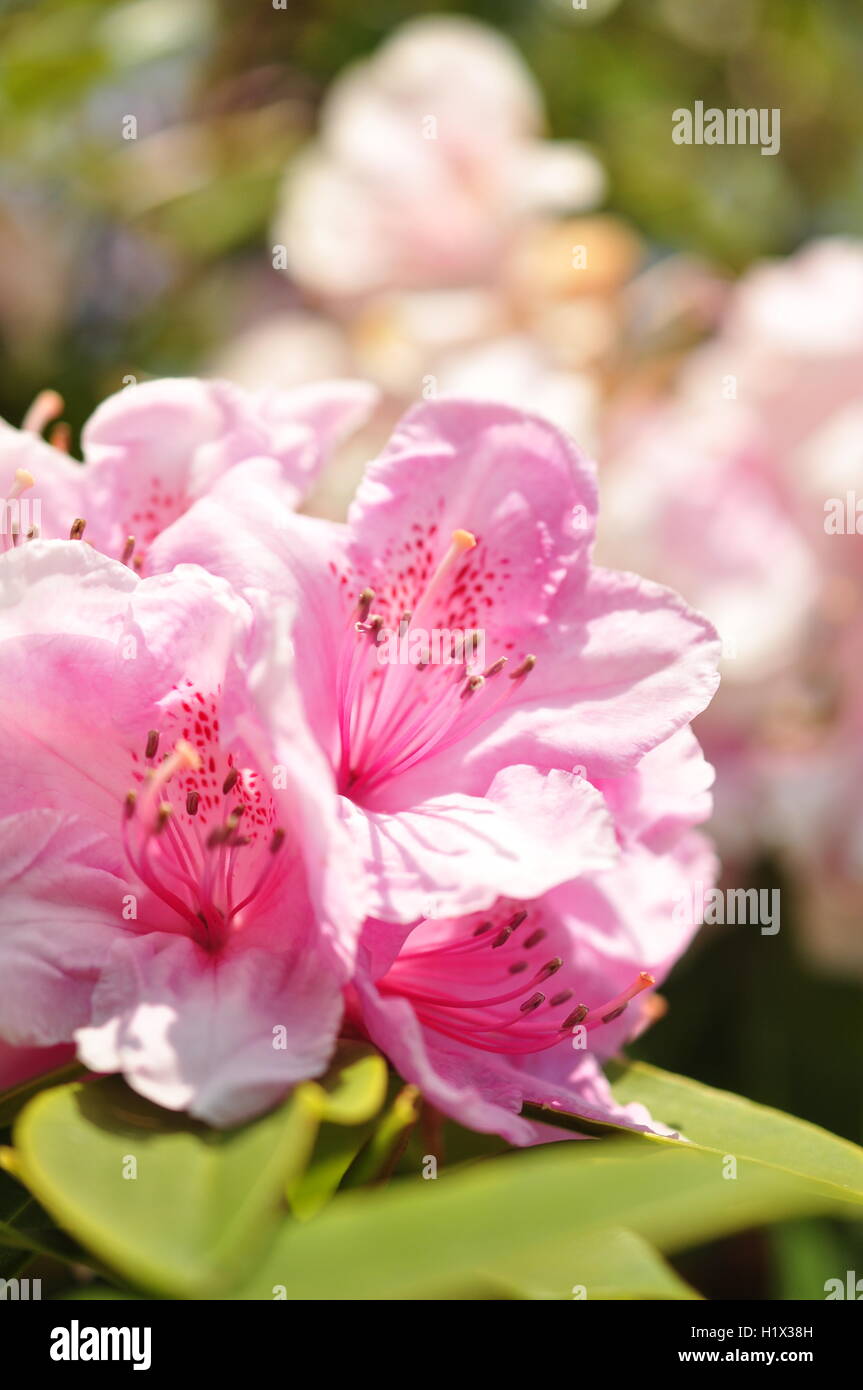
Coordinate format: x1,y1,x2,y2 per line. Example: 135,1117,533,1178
228,1079,863,1299
284,1045,389,1219
287,1123,376,1222
313,1044,388,1127
606,1060,863,1200
13,1076,322,1298
770,1218,849,1301
341,1084,421,1188
482,1226,702,1301
0,1063,86,1127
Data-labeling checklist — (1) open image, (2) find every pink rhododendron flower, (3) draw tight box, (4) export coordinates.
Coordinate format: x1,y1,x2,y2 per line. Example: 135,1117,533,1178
600,238,863,886
274,16,604,300
150,398,721,936
0,375,375,568
349,729,716,1143
0,541,364,1124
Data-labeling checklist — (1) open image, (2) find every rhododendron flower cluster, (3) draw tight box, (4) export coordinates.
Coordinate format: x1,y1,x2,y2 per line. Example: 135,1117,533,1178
274,15,604,301
217,17,640,520
599,237,863,971
0,379,720,1141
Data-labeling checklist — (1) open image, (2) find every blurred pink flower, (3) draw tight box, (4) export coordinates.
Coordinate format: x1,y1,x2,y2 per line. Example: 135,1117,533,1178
274,16,604,301
0,541,363,1124
600,238,863,895
350,729,717,1144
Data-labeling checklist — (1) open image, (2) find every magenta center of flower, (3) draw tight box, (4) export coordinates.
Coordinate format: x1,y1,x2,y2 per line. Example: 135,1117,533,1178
122,689,287,950
380,907,655,1057
336,528,536,797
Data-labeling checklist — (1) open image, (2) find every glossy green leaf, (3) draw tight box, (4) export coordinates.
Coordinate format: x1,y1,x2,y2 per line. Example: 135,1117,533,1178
0,1063,86,1127
284,1046,389,1219
482,1226,702,1301
13,1076,322,1298
606,1060,863,1200
342,1084,421,1188
229,1071,863,1299
313,1044,388,1126
287,1123,377,1222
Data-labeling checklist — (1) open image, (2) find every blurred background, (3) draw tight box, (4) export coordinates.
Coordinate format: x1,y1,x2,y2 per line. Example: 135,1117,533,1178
2,0,862,1299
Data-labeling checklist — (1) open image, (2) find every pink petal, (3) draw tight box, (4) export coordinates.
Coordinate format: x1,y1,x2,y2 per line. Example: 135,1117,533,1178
76,931,343,1126
0,810,126,1045
343,765,617,925
347,398,597,651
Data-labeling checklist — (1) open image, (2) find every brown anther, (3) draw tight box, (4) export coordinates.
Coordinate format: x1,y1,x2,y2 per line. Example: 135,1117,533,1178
550,989,573,1007
357,588,375,623
222,768,240,795
601,1004,628,1024
124,791,137,820
523,928,546,950
69,518,86,540
519,991,546,1014
155,803,173,833
270,827,286,855
510,654,537,680
460,674,485,699
538,957,564,981
493,912,527,948
483,657,508,678
472,920,493,937
186,791,200,816
121,536,136,566
508,960,529,975
145,730,160,760
133,555,143,572
562,1004,589,1029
